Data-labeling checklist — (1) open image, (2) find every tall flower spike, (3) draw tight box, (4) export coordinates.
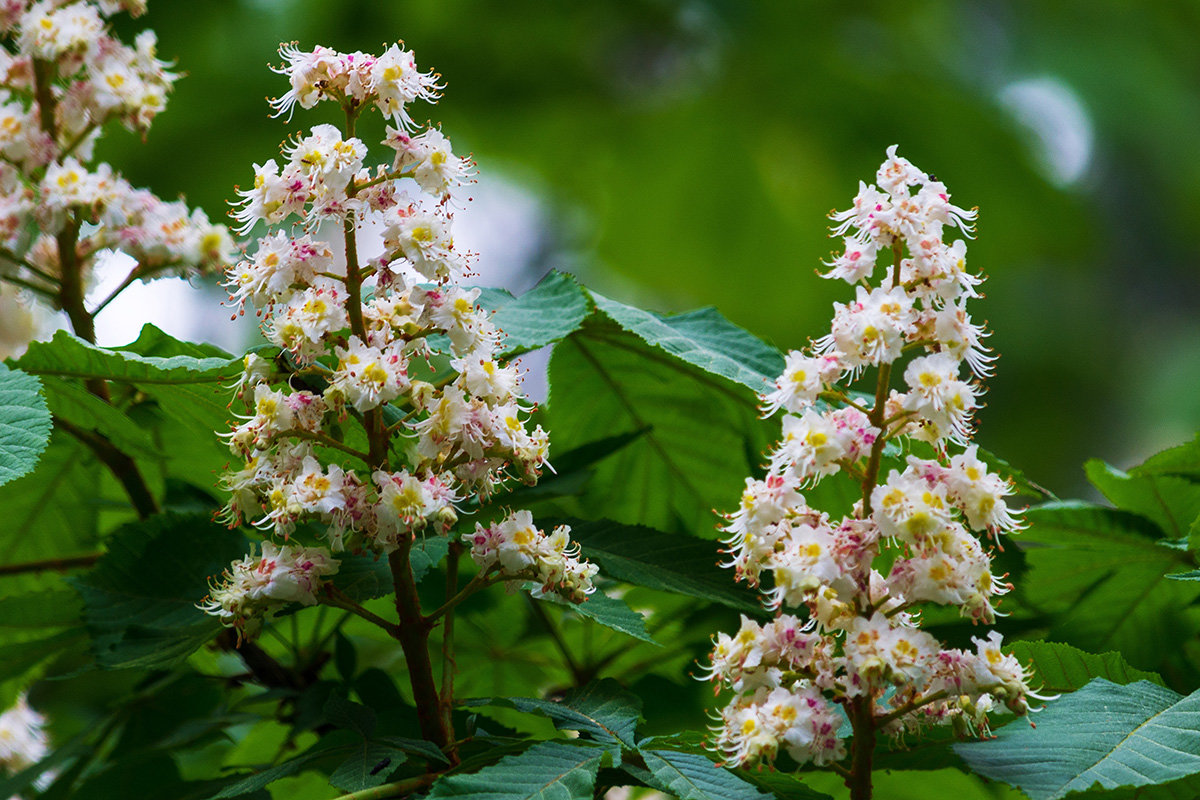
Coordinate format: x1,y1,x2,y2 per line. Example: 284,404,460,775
206,41,592,636
707,148,1035,774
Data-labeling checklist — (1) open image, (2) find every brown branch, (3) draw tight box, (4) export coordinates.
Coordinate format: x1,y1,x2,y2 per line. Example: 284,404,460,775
55,416,160,519
0,553,100,577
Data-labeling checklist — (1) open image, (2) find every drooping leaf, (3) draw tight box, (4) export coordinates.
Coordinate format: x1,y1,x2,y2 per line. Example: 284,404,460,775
491,270,591,358
955,679,1200,799
534,588,657,644
0,363,51,488
116,323,233,361
1085,459,1200,540
427,740,607,800
466,678,642,750
17,329,238,385
564,518,761,614
71,512,250,669
1019,501,1200,671
636,750,776,800
1006,640,1165,694
590,292,784,393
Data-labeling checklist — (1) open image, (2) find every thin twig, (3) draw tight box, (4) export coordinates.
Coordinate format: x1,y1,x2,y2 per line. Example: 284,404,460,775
424,570,498,623
0,552,100,577
525,594,586,685
322,588,401,636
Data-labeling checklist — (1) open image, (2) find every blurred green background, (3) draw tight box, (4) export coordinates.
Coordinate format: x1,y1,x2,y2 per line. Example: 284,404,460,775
100,0,1200,497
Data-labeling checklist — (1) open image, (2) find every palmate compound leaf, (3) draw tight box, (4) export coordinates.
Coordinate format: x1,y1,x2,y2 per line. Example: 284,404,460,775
71,512,250,669
1019,501,1200,673
955,679,1200,799
427,740,608,800
0,363,51,488
16,328,238,384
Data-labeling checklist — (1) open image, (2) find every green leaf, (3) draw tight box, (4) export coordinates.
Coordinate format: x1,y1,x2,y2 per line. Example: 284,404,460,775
324,691,376,739
116,323,232,361
1132,435,1200,481
1006,640,1165,694
208,747,327,799
427,740,606,800
545,315,776,534
1020,501,1200,670
0,430,102,567
1085,459,1200,540
0,363,51,488
535,588,658,644
71,512,250,669
17,329,238,385
955,679,1200,799
0,629,85,706
590,292,784,393
327,742,405,792
330,553,392,602
637,750,774,800
491,271,591,358
38,375,163,459
0,589,83,628
411,535,452,581
467,678,643,749
564,518,762,614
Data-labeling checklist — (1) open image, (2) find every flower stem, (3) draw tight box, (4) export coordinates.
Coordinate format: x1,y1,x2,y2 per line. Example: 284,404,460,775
330,772,437,800
847,696,876,800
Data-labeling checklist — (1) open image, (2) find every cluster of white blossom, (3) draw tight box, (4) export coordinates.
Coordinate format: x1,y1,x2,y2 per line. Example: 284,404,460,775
0,0,232,326
203,42,591,632
708,148,1039,769
199,541,338,639
0,693,48,776
464,510,597,602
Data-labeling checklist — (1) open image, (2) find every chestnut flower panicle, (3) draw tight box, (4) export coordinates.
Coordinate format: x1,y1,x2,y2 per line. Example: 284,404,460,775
202,41,591,634
0,0,234,355
707,147,1041,770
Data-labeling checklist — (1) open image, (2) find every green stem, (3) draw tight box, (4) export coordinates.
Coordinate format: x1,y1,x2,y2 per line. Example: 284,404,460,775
330,772,437,800
525,594,587,685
